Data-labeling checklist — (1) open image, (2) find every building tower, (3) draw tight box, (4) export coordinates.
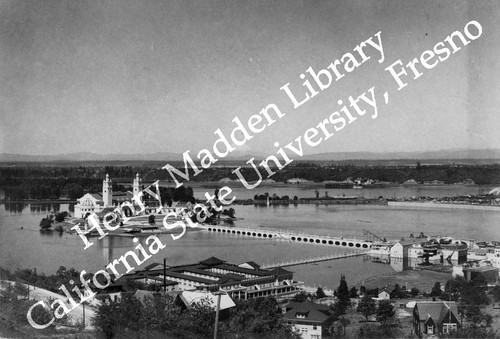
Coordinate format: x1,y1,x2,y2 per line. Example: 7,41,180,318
133,173,142,198
102,174,113,207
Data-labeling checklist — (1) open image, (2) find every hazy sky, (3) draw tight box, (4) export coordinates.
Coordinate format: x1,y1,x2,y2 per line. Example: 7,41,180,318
1,0,499,157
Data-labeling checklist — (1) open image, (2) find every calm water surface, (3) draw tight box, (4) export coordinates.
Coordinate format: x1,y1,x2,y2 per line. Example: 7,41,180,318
1,191,500,288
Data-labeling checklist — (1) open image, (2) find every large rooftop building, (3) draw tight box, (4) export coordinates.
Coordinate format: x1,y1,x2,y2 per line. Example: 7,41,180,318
126,256,303,300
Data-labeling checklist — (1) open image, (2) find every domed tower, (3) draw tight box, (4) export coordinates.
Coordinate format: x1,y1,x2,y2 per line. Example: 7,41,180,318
102,174,113,207
133,173,142,198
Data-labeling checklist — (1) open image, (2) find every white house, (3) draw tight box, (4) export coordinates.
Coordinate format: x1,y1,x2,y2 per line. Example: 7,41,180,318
283,300,334,339
390,240,417,258
377,288,391,300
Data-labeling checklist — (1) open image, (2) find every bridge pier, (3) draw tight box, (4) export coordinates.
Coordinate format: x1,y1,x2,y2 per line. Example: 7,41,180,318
203,225,372,249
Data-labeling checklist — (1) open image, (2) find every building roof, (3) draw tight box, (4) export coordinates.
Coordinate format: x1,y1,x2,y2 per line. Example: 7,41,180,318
464,266,499,273
239,261,261,270
396,240,419,246
379,287,392,295
284,300,333,323
415,301,458,325
267,267,293,277
199,257,226,266
90,193,103,201
178,291,235,311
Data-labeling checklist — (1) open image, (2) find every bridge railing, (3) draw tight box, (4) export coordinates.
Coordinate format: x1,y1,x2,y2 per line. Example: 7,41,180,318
262,250,369,269
202,224,371,243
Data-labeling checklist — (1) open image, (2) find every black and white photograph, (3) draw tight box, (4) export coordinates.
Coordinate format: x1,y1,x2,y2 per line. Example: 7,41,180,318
1,1,500,338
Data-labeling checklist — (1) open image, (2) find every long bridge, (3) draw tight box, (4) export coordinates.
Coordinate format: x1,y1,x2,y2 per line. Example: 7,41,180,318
261,250,369,269
199,224,373,249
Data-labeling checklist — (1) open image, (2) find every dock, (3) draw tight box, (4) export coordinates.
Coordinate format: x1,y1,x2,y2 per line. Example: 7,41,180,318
261,250,369,269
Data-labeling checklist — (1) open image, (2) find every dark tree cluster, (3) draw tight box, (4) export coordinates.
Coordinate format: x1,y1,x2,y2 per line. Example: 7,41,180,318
92,294,299,339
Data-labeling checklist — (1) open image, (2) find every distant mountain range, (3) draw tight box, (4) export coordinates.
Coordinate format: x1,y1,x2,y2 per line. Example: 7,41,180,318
1,149,500,162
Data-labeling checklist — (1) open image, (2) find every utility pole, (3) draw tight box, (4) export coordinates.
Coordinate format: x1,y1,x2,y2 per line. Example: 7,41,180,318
163,258,167,292
82,301,86,329
213,289,224,339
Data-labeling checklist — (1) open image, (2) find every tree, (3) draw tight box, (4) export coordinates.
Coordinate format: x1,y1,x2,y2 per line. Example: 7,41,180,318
315,287,326,299
357,294,376,321
226,297,298,338
292,291,310,302
349,286,358,298
376,300,395,323
336,274,350,309
410,287,420,297
67,183,84,200
391,284,407,299
442,326,498,338
222,208,235,218
430,282,442,297
39,216,53,229
492,285,500,302
55,211,68,222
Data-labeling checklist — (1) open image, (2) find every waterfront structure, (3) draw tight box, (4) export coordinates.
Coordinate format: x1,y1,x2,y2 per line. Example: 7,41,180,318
74,174,139,218
461,263,499,284
203,224,373,249
413,301,459,336
390,240,418,258
287,178,311,184
283,300,334,339
125,257,303,300
368,242,394,256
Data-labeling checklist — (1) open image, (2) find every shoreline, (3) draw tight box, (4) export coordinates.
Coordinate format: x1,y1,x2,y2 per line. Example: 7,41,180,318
388,201,500,212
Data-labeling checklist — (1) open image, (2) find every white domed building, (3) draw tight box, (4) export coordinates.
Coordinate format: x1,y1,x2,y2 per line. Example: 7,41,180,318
74,173,141,218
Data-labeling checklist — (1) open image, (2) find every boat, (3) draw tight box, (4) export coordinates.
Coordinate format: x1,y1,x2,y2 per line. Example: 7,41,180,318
352,185,363,189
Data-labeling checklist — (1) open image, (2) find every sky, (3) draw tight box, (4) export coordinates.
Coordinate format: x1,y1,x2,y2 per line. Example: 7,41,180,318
0,0,499,157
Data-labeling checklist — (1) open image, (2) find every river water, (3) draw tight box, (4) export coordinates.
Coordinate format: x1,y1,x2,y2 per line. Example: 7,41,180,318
1,184,499,290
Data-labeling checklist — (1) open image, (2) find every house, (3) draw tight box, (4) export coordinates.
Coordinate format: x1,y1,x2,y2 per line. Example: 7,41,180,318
283,300,335,339
377,287,391,300
413,301,459,336
390,240,417,258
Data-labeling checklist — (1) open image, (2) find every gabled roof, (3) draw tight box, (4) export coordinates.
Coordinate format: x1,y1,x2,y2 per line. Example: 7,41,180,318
415,301,458,325
239,261,261,270
178,291,235,311
379,287,391,294
267,267,293,276
90,193,103,201
284,300,333,323
396,240,419,246
199,256,226,266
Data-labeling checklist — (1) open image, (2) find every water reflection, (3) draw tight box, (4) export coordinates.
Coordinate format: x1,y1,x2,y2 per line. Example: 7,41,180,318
3,202,74,214
4,202,25,213
368,254,459,273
